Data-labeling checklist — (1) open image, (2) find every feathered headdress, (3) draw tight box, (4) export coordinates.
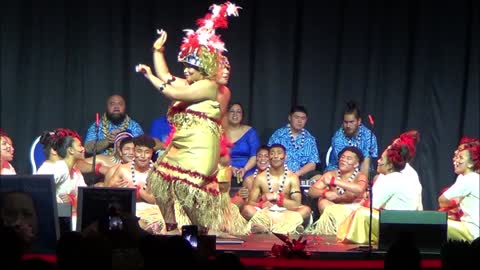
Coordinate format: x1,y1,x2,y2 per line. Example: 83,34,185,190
177,2,240,79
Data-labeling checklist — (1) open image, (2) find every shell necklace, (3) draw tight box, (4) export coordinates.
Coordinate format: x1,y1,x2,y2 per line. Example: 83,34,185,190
266,164,288,193
288,124,305,150
130,159,153,185
336,167,359,194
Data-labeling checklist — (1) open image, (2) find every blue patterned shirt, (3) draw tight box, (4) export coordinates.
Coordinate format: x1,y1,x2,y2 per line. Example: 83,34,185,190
325,124,378,172
84,116,144,154
268,125,320,172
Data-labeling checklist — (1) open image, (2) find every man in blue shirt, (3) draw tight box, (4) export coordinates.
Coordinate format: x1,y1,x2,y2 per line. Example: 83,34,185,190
149,115,172,160
325,101,378,178
268,105,320,179
84,94,144,155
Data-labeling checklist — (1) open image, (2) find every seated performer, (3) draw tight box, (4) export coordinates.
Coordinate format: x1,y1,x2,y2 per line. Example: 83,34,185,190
438,138,479,242
387,130,423,210
79,131,135,182
84,94,143,155
306,146,367,235
36,129,87,206
336,133,422,244
241,144,312,234
231,145,270,208
452,136,480,173
104,135,165,234
226,102,261,185
104,135,155,200
0,129,16,175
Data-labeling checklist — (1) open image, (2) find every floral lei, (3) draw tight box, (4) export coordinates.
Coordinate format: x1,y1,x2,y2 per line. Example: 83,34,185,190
101,113,130,155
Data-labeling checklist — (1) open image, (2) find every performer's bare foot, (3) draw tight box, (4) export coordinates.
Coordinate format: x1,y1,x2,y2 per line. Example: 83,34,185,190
144,222,166,235
163,222,180,235
163,228,181,235
251,223,269,234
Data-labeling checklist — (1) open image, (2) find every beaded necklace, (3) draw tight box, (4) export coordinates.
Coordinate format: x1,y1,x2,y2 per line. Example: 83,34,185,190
288,124,305,150
336,167,359,195
266,164,288,194
130,159,153,185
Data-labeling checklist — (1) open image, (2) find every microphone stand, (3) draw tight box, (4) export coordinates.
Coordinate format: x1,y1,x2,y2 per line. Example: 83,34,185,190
366,114,375,254
91,113,100,186
349,115,375,256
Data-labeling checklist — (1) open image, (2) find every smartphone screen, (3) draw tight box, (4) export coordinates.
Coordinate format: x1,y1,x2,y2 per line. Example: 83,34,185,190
182,225,198,248
108,216,123,231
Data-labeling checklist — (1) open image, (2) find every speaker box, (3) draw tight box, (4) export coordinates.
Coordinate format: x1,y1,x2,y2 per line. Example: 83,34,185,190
379,210,447,253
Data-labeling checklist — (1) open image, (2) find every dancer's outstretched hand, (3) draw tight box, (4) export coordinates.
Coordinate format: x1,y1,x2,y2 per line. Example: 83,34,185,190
153,29,167,50
135,64,153,78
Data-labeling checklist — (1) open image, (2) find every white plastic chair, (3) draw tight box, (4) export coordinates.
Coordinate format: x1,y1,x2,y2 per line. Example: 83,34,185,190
325,146,333,167
30,136,46,174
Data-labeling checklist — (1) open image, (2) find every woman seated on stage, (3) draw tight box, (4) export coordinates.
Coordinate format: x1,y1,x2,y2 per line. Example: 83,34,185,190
36,128,87,206
306,146,367,235
438,138,479,242
388,130,423,210
0,129,16,175
336,134,422,244
226,102,260,186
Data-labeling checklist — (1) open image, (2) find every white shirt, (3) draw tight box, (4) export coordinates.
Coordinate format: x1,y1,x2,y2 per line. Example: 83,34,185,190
36,160,86,203
443,172,479,239
372,168,423,210
1,161,16,175
403,163,423,210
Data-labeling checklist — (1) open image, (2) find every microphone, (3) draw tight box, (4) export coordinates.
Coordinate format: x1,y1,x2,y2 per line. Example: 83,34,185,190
96,113,100,127
368,114,374,126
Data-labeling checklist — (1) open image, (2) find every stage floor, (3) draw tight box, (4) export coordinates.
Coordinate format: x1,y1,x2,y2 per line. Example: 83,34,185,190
216,234,442,269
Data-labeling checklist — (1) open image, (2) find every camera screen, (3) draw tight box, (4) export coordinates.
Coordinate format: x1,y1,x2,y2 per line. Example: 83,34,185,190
108,216,123,231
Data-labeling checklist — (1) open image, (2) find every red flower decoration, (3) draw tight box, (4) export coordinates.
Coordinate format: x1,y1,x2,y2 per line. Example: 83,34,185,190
267,233,310,259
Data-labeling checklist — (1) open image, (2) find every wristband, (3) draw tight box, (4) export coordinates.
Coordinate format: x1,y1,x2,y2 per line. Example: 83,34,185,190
258,200,264,209
95,163,102,175
135,185,141,200
159,83,168,91
166,76,176,85
277,192,285,207
449,199,458,208
153,46,165,53
329,176,336,186
320,189,328,199
67,193,77,209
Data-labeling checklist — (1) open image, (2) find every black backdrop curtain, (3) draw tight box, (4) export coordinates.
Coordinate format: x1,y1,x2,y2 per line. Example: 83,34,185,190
1,0,478,210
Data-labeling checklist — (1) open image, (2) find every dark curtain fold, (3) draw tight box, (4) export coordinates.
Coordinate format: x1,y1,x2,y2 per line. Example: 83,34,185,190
1,0,478,210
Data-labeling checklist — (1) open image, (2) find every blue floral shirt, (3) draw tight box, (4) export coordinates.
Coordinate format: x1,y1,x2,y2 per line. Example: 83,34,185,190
85,116,144,154
325,124,378,172
267,125,320,172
